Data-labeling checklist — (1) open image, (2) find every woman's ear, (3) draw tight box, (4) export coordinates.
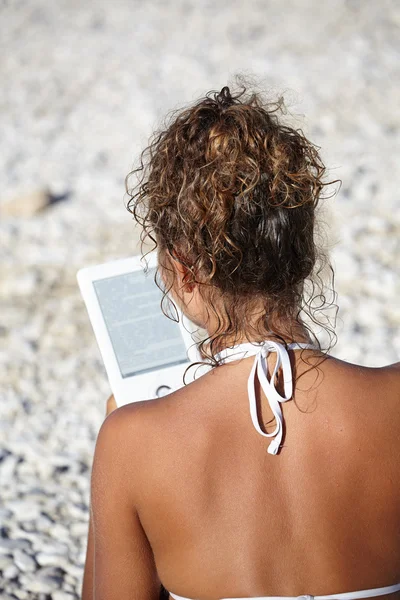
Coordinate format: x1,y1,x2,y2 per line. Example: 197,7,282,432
167,249,195,293
172,258,194,293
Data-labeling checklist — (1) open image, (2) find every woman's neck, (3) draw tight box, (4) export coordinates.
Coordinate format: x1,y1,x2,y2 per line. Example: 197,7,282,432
203,321,314,356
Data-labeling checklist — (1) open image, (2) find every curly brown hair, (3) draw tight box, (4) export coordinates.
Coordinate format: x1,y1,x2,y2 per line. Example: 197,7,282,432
125,78,341,378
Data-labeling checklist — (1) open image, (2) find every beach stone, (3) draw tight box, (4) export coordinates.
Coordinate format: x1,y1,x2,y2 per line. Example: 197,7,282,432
36,553,70,570
70,522,88,538
0,455,19,481
48,524,70,543
0,554,14,569
64,572,78,586
62,582,76,593
0,508,13,522
3,564,19,579
24,578,56,594
39,541,69,556
8,500,41,521
20,520,40,533
21,566,65,594
0,538,32,552
51,592,76,600
0,188,51,218
12,590,29,600
36,514,54,531
13,548,36,572
38,565,65,580
63,562,83,578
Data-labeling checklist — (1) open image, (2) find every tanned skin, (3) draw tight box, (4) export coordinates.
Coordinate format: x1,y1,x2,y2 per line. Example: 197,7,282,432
81,394,117,600
81,355,400,600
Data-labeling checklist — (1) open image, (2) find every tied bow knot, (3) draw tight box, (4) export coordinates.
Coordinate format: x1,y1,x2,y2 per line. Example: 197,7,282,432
215,339,316,455
248,340,294,455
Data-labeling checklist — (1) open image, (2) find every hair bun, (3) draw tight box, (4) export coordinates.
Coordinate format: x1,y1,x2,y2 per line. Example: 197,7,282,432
214,86,234,108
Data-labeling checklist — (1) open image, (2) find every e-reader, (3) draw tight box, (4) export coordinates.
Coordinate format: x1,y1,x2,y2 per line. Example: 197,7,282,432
76,252,206,407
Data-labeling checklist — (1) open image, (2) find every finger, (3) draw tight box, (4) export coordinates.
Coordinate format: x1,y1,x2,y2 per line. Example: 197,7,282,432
105,394,118,416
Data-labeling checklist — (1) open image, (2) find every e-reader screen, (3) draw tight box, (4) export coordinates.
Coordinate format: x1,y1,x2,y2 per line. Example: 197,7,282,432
92,268,189,378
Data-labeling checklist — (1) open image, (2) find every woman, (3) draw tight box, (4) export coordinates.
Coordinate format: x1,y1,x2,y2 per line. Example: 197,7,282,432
81,83,400,600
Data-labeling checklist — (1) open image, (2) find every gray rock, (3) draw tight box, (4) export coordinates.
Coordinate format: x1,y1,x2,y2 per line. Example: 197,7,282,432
0,538,32,552
0,508,13,521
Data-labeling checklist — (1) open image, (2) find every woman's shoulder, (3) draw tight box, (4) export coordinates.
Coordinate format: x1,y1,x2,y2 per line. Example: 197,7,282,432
376,359,400,391
312,352,400,402
312,354,400,439
313,351,400,379
107,374,212,450
381,359,400,374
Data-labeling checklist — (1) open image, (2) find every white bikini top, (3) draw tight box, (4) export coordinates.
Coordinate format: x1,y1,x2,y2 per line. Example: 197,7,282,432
169,585,400,600
168,339,400,600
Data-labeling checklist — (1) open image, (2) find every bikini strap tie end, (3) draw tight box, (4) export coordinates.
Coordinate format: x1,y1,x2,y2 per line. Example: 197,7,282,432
267,438,281,455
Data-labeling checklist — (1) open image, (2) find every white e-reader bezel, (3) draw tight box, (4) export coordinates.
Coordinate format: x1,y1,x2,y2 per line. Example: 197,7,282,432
76,252,204,407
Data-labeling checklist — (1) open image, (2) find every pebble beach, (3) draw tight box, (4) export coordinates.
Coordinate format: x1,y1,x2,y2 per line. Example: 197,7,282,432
0,1,399,598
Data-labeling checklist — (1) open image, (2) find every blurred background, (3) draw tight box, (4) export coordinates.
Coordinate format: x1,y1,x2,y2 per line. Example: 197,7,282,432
0,0,399,598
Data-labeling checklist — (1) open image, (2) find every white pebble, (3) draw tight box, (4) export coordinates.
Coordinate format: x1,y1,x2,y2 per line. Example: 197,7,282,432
0,455,19,481
0,555,13,569
52,592,76,600
23,578,54,594
7,499,40,521
39,541,69,556
13,548,36,572
3,564,19,579
70,521,88,538
36,552,65,567
12,589,29,600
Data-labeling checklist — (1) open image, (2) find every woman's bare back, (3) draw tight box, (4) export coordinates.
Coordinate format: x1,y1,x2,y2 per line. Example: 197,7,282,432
125,349,400,600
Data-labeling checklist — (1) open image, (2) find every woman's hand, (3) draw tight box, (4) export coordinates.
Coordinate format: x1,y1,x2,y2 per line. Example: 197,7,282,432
105,393,118,417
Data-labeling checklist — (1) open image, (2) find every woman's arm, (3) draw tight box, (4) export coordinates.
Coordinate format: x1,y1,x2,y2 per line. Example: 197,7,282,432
81,395,161,600
81,394,117,600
